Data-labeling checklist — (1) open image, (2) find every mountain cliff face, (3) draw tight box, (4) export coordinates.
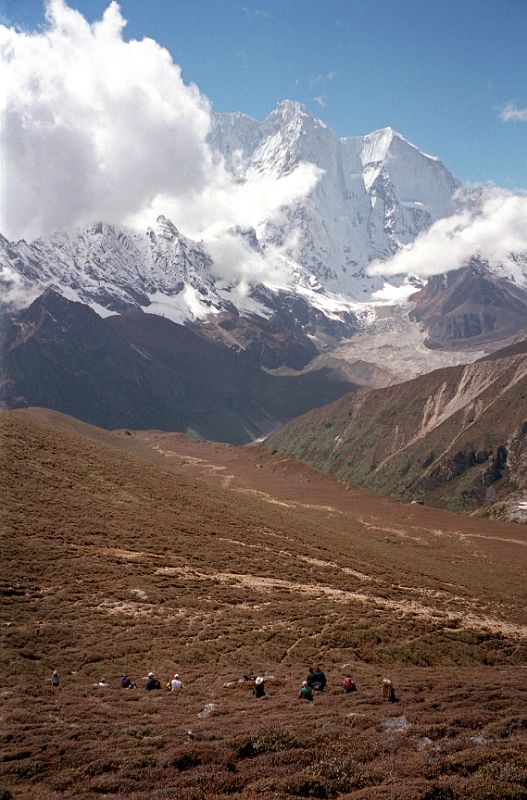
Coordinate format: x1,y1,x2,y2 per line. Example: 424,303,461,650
0,104,460,325
0,217,218,317
265,341,527,519
0,290,355,443
1,100,525,374
0,217,363,370
210,101,460,292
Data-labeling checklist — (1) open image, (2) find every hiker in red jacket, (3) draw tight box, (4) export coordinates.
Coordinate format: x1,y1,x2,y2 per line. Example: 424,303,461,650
342,674,356,693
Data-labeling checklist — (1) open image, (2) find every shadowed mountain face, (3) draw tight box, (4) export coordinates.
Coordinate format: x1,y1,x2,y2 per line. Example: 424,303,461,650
410,263,527,348
0,290,355,443
266,341,527,518
1,409,527,798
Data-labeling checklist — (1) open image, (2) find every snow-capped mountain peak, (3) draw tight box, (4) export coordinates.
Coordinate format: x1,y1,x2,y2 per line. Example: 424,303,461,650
356,126,440,168
270,98,312,119
3,99,522,343
358,126,400,163
150,214,181,241
211,101,461,290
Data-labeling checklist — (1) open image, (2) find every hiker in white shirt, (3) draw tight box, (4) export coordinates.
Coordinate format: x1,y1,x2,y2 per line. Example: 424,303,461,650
171,673,183,691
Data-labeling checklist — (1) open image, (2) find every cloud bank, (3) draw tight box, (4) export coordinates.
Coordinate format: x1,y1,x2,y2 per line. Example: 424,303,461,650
367,189,527,278
0,0,320,282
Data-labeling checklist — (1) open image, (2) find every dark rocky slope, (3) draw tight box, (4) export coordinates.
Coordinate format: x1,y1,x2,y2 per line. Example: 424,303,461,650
0,290,355,443
410,262,527,348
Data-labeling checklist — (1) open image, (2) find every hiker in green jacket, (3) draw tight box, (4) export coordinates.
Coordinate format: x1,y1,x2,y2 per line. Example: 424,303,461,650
298,680,313,701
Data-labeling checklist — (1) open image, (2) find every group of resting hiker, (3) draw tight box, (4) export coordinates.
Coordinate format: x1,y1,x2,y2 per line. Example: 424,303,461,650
50,670,183,692
296,665,328,701
124,672,183,691
50,667,397,702
254,668,396,703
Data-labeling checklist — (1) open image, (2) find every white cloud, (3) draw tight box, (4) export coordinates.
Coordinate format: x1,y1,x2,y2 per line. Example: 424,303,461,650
243,7,270,19
500,102,527,122
0,0,321,286
309,70,337,87
367,188,527,278
314,95,326,108
127,157,323,246
1,0,214,240
0,262,42,308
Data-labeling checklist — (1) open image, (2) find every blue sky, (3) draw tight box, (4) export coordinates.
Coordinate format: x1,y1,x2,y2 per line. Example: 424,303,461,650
3,0,526,188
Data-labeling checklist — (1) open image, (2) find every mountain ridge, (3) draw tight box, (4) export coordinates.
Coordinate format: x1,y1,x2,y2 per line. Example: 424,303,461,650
1,100,462,319
0,289,356,443
1,99,526,428
265,339,527,519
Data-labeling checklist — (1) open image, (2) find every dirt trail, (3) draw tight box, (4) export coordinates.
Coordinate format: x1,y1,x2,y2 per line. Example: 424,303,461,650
128,430,527,564
216,536,374,581
153,564,527,640
151,445,236,488
72,540,527,641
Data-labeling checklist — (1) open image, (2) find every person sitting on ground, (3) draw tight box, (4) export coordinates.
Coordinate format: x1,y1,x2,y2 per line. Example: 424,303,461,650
298,680,314,701
305,667,317,689
342,674,357,693
51,670,60,688
144,672,161,691
120,673,136,689
171,673,183,692
311,666,327,691
381,678,396,702
253,676,267,698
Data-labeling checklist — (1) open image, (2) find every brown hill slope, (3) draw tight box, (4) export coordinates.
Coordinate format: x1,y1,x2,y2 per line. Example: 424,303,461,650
265,341,527,518
410,262,527,348
0,290,355,444
1,409,527,799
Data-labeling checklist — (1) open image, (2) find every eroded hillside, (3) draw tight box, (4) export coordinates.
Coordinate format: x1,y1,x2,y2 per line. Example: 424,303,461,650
266,341,527,518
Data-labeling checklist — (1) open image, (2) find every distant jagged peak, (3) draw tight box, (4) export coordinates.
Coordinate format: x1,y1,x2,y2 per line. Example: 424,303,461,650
346,126,459,207
146,214,206,252
263,99,328,133
86,221,124,236
38,221,141,249
210,101,325,165
273,99,312,117
214,109,258,124
151,214,181,241
211,109,262,138
359,126,441,167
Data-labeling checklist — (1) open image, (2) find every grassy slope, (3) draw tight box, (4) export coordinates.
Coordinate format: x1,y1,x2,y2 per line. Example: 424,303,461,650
265,350,527,514
1,411,527,799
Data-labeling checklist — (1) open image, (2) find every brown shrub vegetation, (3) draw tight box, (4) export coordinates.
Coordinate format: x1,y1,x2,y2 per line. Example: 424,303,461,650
1,410,526,798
